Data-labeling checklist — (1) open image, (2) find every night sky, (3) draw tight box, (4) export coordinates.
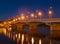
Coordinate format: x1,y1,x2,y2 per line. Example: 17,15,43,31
0,0,60,21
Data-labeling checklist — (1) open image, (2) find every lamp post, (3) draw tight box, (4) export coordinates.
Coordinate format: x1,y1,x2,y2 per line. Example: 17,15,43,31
30,13,35,19
48,6,53,18
38,11,42,18
48,10,52,18
21,13,25,20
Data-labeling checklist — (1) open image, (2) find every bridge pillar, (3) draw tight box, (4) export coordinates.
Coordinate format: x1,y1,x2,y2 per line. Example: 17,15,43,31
50,22,60,38
11,23,24,33
29,23,39,35
16,23,24,33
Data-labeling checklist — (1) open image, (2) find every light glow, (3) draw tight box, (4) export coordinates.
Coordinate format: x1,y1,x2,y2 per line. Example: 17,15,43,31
38,11,42,16
48,10,52,15
31,37,34,44
39,39,41,44
31,13,35,18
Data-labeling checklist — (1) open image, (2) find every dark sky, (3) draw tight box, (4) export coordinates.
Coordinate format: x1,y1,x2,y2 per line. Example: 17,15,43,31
0,0,60,21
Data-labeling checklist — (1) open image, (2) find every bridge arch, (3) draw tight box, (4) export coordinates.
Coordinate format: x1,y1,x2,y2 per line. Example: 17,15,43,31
37,23,50,36
23,24,29,33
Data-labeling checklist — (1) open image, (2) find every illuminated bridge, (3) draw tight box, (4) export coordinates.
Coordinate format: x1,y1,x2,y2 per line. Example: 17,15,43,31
0,7,60,44
0,17,60,38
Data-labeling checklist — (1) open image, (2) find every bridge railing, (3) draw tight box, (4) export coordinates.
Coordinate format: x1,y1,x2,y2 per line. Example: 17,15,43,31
16,18,60,22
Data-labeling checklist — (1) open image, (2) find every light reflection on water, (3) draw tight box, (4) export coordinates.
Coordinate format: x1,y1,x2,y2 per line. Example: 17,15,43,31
1,33,60,44
17,33,21,43
31,37,34,44
1,31,60,44
50,40,52,44
39,39,41,44
21,34,24,44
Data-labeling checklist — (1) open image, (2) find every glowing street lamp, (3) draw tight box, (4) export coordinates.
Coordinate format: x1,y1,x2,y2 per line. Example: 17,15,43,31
48,10,52,18
38,12,42,16
48,6,53,18
48,10,52,15
21,15,25,20
13,19,16,22
37,11,42,18
20,13,25,20
21,16,25,20
30,13,35,18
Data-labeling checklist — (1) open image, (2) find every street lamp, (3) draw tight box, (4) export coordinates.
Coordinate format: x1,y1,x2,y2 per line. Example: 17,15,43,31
30,13,35,18
21,16,25,20
48,6,53,18
20,13,25,20
38,11,42,18
48,10,52,18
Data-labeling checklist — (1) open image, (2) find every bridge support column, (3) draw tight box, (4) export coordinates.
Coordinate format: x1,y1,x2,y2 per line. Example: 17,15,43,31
29,23,39,35
50,23,60,38
16,23,24,33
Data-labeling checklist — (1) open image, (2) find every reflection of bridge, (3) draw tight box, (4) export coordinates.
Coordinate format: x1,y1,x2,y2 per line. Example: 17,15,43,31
0,18,60,37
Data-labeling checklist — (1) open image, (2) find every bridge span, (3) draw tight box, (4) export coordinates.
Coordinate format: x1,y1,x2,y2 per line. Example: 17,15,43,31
0,18,60,38
18,18,60,22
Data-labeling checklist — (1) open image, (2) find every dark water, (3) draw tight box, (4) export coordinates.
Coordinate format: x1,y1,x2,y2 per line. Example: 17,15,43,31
0,25,60,44
0,32,60,44
0,34,17,44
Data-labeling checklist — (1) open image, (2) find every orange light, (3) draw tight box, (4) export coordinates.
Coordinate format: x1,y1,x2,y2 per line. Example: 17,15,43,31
20,13,25,20
39,39,41,44
31,13,35,18
21,34,24,44
2,28,6,35
21,16,25,20
22,34,24,41
0,24,4,26
15,18,18,21
8,21,11,24
48,10,52,15
4,22,7,24
13,19,16,22
38,12,42,16
31,37,34,44
8,27,12,32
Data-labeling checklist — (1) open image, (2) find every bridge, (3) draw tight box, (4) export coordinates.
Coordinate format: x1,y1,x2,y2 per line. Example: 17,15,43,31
0,17,60,38
16,18,60,22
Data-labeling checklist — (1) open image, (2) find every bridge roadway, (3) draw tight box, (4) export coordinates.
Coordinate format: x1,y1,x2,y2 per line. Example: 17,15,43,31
16,18,60,23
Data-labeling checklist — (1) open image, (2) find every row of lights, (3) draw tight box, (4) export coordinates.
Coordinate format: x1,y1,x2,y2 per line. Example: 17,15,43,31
2,10,52,25
31,10,52,18
19,10,52,19
13,10,52,21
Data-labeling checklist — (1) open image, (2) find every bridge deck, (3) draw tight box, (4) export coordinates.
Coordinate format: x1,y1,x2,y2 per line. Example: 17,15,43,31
18,18,60,22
